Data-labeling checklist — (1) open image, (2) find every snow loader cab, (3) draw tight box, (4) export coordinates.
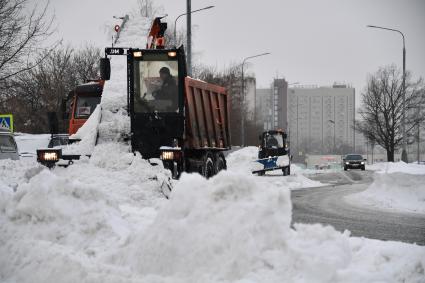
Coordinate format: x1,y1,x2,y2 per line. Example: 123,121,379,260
129,48,186,159
258,130,288,159
253,130,291,176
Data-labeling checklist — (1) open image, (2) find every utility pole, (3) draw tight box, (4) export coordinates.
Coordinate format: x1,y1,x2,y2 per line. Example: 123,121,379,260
367,25,407,162
186,0,192,76
417,106,421,164
174,6,214,47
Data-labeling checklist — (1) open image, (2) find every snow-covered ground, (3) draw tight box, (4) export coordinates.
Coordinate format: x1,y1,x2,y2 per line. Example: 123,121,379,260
368,161,425,175
1,148,425,282
1,5,425,282
347,162,425,214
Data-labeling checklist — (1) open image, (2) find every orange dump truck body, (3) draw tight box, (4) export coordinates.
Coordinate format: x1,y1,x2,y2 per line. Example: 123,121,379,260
184,77,230,150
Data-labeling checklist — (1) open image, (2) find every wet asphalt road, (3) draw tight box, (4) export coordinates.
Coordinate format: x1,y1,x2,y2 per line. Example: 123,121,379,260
291,170,425,245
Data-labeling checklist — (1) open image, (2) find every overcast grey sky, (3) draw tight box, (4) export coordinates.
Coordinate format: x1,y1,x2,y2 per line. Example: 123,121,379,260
45,0,424,97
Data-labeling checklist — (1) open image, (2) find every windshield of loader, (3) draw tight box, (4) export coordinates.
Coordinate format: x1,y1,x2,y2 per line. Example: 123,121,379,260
133,56,179,113
265,133,284,149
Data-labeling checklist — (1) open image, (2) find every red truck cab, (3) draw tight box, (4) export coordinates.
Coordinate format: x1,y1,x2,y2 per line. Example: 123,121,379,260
68,80,104,135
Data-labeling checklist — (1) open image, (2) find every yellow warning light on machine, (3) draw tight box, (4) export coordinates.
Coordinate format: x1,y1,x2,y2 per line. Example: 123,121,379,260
133,51,142,57
168,51,177,57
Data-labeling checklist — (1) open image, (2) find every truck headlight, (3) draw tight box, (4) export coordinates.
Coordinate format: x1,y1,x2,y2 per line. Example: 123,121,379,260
37,149,62,163
161,151,174,160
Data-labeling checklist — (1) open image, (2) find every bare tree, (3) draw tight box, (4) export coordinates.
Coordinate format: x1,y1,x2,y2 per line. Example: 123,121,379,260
137,0,163,19
356,65,425,162
71,45,101,83
164,23,186,48
4,45,101,133
195,63,252,145
0,0,56,83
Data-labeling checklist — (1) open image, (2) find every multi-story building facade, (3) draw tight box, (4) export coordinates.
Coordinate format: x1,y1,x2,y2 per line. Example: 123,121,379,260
287,84,355,161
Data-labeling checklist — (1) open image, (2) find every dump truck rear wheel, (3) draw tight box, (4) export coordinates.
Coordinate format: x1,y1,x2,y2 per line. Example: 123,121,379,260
214,153,226,174
202,154,215,179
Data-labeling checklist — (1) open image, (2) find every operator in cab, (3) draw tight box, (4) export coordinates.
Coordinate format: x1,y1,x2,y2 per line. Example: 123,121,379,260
153,67,178,110
266,134,279,148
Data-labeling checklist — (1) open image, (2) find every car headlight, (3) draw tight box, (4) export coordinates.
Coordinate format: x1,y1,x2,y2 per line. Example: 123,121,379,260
361,162,365,165
345,162,349,165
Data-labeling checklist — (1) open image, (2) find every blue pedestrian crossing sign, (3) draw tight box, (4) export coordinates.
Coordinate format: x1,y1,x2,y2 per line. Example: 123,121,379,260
0,114,13,132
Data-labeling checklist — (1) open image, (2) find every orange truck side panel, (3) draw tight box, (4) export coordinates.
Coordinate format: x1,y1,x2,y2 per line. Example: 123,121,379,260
68,118,87,135
184,77,230,149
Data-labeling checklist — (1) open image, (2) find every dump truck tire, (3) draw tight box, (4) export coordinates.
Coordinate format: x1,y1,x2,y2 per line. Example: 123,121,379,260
202,154,215,179
214,153,226,174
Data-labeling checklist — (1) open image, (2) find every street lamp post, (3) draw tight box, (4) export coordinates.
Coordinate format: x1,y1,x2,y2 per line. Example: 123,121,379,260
367,25,407,162
174,5,214,46
178,3,214,76
240,52,270,146
187,0,191,76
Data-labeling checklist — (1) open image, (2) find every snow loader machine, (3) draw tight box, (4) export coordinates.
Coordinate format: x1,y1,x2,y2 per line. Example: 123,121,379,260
99,17,231,178
252,129,291,176
36,17,231,179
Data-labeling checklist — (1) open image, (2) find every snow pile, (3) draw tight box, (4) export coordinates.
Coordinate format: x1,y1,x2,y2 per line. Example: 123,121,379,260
0,142,171,282
347,162,425,214
368,161,425,175
97,12,149,144
66,11,150,153
226,147,325,189
347,172,425,214
0,158,43,200
114,172,423,283
226,146,259,172
3,136,424,282
1,150,425,282
66,105,102,155
14,133,50,156
125,172,292,281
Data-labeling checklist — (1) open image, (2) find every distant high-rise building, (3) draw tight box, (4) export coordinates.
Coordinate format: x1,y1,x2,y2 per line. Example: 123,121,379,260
287,84,355,160
256,88,273,130
272,79,288,130
256,78,288,131
244,77,256,121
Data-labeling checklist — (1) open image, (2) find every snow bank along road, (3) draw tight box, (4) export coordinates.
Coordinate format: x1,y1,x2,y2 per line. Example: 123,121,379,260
292,170,425,245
